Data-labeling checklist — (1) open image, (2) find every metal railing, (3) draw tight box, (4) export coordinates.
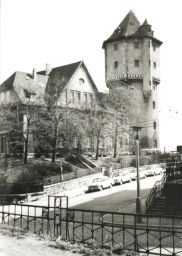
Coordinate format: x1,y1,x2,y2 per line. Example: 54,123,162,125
146,161,182,213
146,173,167,213
0,197,182,255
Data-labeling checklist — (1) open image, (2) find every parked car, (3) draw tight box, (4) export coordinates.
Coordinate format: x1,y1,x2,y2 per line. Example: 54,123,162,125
87,176,113,191
146,167,163,176
129,168,137,180
112,170,132,185
129,167,148,180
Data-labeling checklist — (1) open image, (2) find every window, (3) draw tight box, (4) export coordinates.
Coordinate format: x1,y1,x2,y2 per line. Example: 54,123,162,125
24,89,31,99
114,61,118,69
153,62,156,69
76,92,81,103
154,140,157,148
79,78,85,85
89,94,93,105
114,44,118,51
84,94,88,103
153,44,156,51
135,60,139,67
134,42,139,49
71,91,74,103
149,59,150,66
153,101,156,109
148,41,150,48
149,81,151,85
153,121,156,129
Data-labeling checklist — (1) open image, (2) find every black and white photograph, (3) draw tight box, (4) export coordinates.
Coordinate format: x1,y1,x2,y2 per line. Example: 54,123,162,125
0,0,182,255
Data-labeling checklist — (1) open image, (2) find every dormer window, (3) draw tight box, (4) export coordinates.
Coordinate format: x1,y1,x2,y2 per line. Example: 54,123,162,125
79,78,85,85
24,89,36,100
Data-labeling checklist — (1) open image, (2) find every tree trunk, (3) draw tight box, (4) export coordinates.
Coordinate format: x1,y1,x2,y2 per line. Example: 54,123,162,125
52,124,58,162
113,124,118,158
24,137,28,164
95,135,100,160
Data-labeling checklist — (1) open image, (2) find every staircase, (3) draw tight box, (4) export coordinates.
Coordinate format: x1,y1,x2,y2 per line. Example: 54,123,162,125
148,196,166,215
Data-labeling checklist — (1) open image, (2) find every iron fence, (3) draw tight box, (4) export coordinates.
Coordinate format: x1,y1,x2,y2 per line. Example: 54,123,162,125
0,196,182,256
146,161,182,213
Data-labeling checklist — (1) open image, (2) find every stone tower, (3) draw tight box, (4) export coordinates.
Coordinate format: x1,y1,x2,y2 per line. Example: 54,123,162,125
102,10,163,149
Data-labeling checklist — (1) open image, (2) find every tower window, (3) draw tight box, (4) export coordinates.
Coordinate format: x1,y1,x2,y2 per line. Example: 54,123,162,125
135,60,139,67
153,62,156,69
149,60,150,66
153,44,156,51
153,101,156,109
114,44,118,51
114,61,118,69
153,121,156,129
148,41,150,48
154,140,157,148
134,42,139,49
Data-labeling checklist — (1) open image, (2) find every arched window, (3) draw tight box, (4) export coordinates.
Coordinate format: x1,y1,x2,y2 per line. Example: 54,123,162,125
153,121,156,129
153,101,156,109
79,78,85,85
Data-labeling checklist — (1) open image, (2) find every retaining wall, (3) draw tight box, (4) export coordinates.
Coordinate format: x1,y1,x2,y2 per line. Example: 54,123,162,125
44,172,102,195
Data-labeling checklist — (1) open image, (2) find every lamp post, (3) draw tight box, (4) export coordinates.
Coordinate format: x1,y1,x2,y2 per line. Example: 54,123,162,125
132,126,142,223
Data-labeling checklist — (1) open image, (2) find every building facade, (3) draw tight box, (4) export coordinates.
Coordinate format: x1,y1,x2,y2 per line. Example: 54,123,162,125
102,10,163,149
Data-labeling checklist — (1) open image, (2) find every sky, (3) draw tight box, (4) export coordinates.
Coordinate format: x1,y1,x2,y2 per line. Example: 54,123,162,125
0,0,182,151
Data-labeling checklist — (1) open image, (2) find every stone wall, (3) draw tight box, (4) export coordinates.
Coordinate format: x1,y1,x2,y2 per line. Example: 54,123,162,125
44,172,102,195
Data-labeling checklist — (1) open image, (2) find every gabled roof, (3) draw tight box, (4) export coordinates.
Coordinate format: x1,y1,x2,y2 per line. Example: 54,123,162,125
102,10,163,48
38,60,99,94
38,61,82,81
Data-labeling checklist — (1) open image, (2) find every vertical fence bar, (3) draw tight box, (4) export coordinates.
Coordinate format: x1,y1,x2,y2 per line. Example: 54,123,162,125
8,205,10,226
147,215,149,252
27,206,29,231
34,206,36,233
47,196,50,235
111,213,114,247
123,214,125,249
101,212,104,248
82,211,84,243
91,211,94,242
173,217,175,256
134,215,137,252
20,205,22,229
159,216,161,256
73,210,75,243
13,204,16,227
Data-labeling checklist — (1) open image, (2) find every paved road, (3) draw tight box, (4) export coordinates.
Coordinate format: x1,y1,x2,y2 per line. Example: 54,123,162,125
69,174,163,213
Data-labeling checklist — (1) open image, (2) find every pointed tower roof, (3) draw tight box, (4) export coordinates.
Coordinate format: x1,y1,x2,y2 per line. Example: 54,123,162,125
142,19,151,26
102,10,141,48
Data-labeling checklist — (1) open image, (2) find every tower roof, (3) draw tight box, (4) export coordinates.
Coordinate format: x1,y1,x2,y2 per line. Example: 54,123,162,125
102,10,163,48
102,10,141,48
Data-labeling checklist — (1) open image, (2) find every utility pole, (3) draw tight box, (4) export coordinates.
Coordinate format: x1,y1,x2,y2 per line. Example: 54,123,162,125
132,126,142,223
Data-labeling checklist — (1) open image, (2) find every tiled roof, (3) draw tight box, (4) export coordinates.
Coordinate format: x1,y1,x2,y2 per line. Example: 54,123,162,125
0,71,49,105
38,61,82,81
103,10,141,48
102,10,163,48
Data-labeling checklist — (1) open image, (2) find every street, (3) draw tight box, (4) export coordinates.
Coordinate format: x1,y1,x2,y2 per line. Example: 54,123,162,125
69,174,163,213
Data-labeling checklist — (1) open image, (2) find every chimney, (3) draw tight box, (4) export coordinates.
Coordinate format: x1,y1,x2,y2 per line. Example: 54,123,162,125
33,68,37,81
45,63,52,76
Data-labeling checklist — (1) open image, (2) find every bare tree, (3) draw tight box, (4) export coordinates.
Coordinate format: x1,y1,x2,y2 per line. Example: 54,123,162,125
108,85,132,157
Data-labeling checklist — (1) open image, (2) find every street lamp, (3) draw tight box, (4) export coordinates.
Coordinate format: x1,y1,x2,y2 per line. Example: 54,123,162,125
132,126,143,223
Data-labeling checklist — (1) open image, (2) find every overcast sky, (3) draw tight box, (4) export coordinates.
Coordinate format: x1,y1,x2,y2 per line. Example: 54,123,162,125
1,0,182,150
